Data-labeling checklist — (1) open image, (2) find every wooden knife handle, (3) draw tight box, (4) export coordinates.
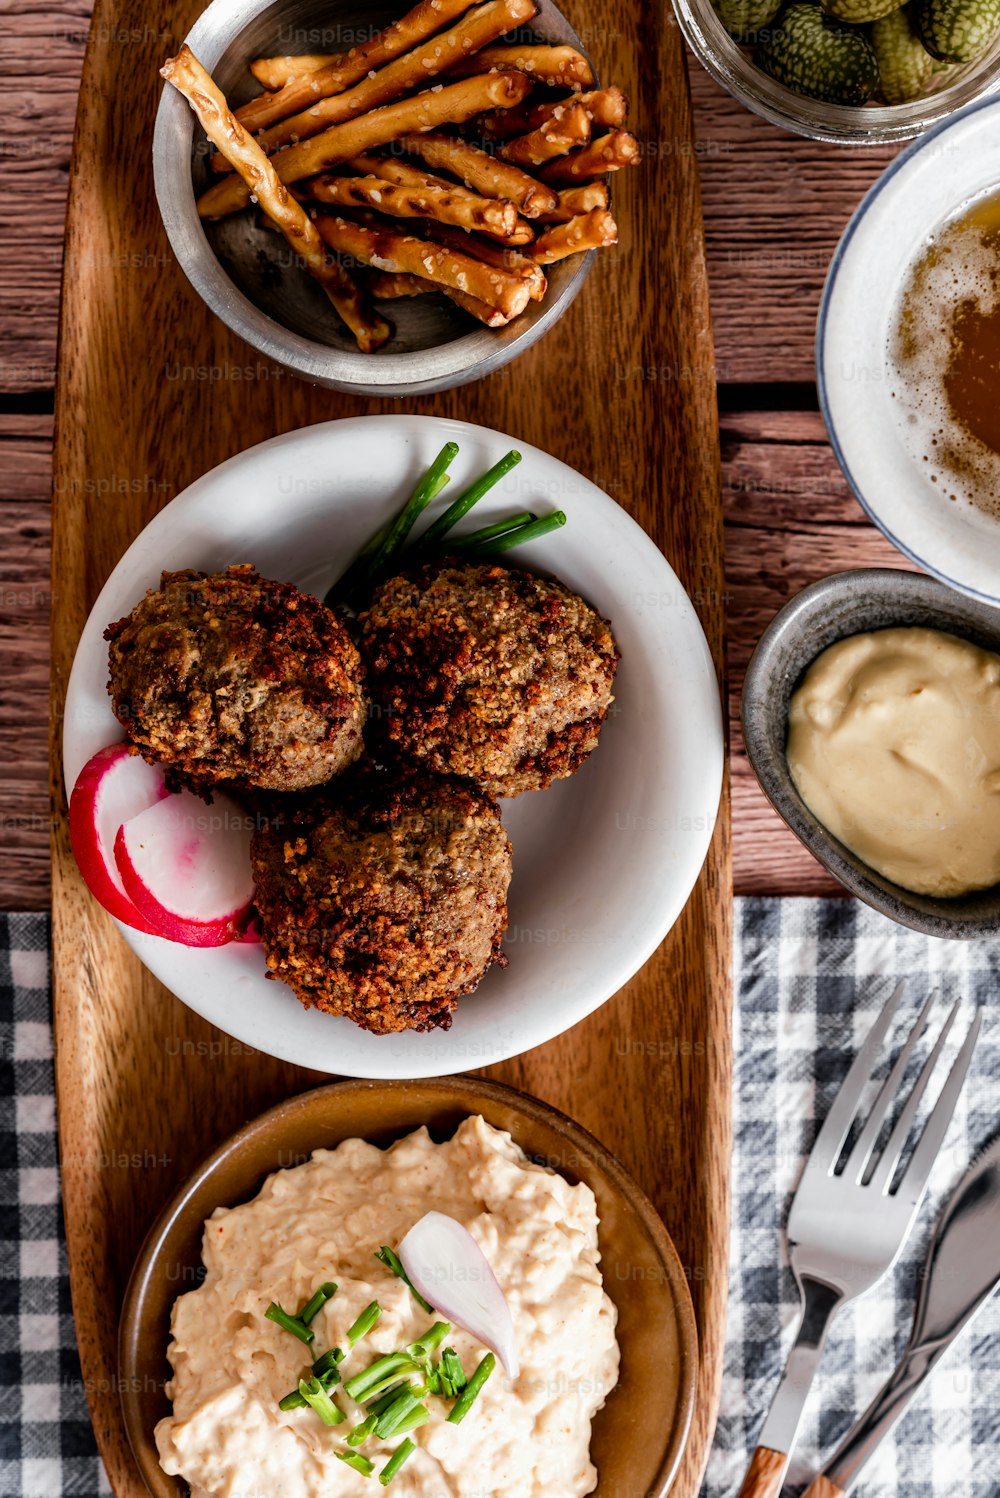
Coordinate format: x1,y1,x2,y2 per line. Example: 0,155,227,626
738,1446,787,1498
802,1479,846,1498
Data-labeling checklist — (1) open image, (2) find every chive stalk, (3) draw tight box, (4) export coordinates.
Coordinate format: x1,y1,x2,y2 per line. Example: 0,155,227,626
312,1347,345,1380
379,1439,416,1486
367,442,459,580
471,510,566,554
447,512,537,551
299,1282,338,1325
374,1388,423,1438
439,1347,467,1398
348,1412,379,1446
298,1375,346,1425
375,1246,433,1314
325,459,451,609
347,1300,383,1346
336,1450,375,1476
265,1302,314,1345
391,1405,431,1436
417,449,522,548
447,1353,495,1423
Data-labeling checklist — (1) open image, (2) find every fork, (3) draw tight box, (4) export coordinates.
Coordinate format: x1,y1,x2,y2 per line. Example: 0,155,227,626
737,980,983,1498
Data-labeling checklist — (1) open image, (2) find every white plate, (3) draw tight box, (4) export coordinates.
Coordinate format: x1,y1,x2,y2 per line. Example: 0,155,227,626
818,96,1000,606
63,415,723,1078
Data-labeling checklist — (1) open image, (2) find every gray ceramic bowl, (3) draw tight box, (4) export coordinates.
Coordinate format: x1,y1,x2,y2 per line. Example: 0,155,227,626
742,568,1000,939
152,0,594,395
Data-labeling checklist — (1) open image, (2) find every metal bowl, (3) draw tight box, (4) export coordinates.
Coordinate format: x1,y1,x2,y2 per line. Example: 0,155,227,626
152,0,594,394
742,568,1000,938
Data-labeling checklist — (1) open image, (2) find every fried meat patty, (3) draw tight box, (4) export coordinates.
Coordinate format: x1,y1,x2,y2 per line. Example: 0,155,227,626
251,767,511,1034
359,560,618,796
105,565,366,792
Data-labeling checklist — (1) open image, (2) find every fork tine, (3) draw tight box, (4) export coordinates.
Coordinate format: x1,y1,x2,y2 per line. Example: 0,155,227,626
869,997,962,1195
889,1006,983,1206
845,987,938,1182
807,980,907,1177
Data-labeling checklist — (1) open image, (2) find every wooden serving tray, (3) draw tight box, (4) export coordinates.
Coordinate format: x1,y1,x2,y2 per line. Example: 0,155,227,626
50,0,733,1491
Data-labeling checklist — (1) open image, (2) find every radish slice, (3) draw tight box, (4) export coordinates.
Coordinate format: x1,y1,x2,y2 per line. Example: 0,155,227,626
68,742,170,933
114,789,255,948
398,1212,519,1378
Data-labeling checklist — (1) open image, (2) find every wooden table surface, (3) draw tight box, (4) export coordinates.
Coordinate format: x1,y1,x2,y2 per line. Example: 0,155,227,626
1,5,907,907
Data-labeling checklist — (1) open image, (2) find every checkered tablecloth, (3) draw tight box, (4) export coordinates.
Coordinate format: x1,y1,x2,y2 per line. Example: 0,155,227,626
4,903,1000,1498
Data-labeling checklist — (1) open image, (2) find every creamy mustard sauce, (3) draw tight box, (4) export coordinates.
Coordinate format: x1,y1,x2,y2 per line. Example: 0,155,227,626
787,627,1000,897
154,1116,619,1498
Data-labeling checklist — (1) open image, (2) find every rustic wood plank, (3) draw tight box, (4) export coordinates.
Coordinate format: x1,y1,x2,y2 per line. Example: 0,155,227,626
50,7,732,1498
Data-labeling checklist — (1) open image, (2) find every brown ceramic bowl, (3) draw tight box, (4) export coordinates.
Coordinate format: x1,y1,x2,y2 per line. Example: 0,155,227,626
119,1077,697,1497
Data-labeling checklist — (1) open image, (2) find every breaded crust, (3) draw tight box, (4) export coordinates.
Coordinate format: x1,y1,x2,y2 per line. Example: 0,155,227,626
105,565,366,792
359,560,618,796
251,766,512,1034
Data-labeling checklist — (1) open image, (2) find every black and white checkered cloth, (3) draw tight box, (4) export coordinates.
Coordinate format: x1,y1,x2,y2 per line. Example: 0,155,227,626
3,905,999,1498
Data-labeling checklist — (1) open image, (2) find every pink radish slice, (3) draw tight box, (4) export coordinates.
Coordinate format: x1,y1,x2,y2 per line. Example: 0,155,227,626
114,789,255,948
399,1212,519,1378
68,742,170,933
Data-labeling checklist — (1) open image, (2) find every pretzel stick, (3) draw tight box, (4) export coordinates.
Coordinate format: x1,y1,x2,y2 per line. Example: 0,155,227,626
300,173,519,237
535,181,609,223
250,54,336,90
399,131,557,216
537,129,640,184
160,48,389,351
349,153,534,242
197,73,533,219
532,208,617,263
481,87,628,138
420,220,547,298
314,213,533,319
496,103,591,167
214,0,538,170
237,0,479,134
446,43,594,87
367,270,510,326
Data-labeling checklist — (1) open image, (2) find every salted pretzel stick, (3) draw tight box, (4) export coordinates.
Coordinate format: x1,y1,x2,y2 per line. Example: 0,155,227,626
399,130,557,216
350,153,534,242
532,208,617,263
214,0,537,170
251,54,335,90
300,173,520,237
535,181,609,223
496,103,591,167
537,129,640,184
368,270,510,326
238,0,479,134
160,47,389,351
420,220,547,298
446,43,594,87
314,214,533,319
482,87,628,138
197,73,533,219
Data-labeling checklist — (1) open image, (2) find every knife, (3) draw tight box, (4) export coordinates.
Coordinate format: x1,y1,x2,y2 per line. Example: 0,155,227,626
802,1133,1000,1498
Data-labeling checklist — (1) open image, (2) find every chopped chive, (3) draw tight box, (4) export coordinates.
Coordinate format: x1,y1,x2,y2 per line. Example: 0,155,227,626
366,1387,406,1417
447,1353,494,1423
336,1449,374,1476
417,450,522,548
344,1353,420,1403
439,1348,467,1397
279,1387,308,1412
446,511,537,551
348,1412,379,1446
347,1300,382,1346
375,1388,422,1438
471,510,566,555
392,1404,431,1436
299,1281,338,1325
298,1375,345,1425
265,1302,314,1345
375,1247,433,1314
379,1438,416,1486
406,1321,452,1360
312,1347,345,1380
